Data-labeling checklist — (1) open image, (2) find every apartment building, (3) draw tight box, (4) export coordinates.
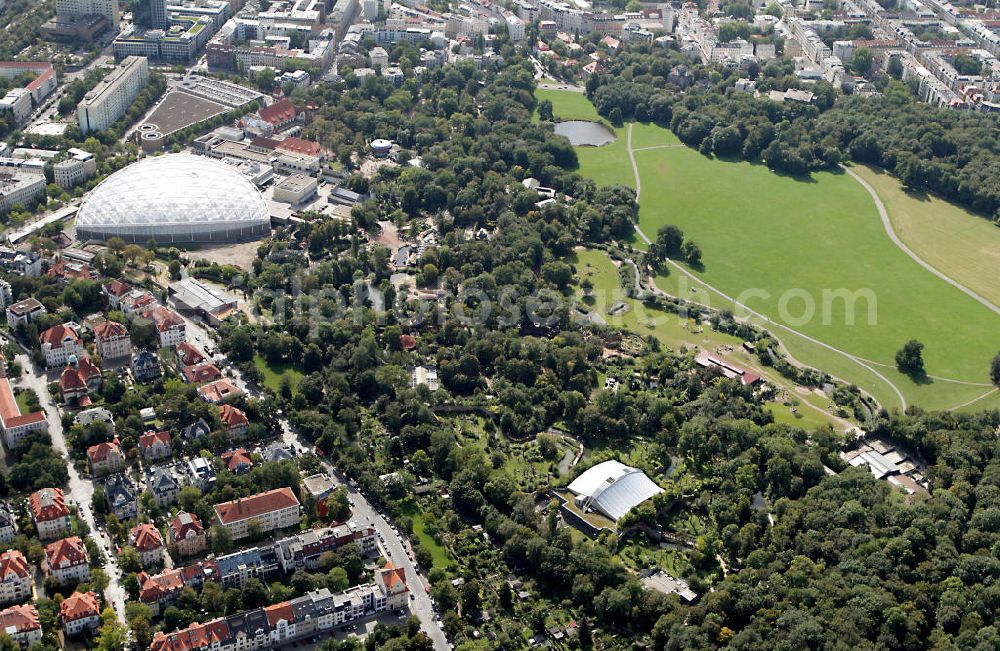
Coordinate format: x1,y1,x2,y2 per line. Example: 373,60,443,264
77,56,150,134
30,487,71,541
214,487,301,541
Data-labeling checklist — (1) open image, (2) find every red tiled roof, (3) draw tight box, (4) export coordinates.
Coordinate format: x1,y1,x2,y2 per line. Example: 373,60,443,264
130,523,164,552
276,136,323,157
60,591,99,622
258,98,297,125
0,604,40,634
250,136,280,150
169,512,203,540
199,379,242,404
214,487,299,525
47,260,92,281
0,550,29,580
380,561,408,593
104,279,133,298
39,323,80,349
182,363,222,384
176,342,205,367
30,487,69,522
60,358,101,393
400,334,417,350
139,430,171,451
221,449,252,473
150,619,231,651
138,569,183,604
143,306,185,332
264,602,294,627
93,320,128,341
218,404,248,429
86,438,121,464
45,536,87,567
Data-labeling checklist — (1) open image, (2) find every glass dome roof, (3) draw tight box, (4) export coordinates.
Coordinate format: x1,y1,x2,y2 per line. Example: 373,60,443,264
76,155,270,239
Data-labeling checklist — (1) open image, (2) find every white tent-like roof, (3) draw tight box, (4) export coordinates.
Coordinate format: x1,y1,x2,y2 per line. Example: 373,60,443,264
567,460,663,522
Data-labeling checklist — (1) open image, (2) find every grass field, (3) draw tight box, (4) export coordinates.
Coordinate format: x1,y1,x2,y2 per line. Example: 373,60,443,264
574,249,853,429
399,500,452,569
852,165,1000,308
542,89,1000,411
253,354,305,394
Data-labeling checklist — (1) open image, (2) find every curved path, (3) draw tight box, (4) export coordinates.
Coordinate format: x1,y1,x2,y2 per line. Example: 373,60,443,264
843,166,1000,318
625,125,908,411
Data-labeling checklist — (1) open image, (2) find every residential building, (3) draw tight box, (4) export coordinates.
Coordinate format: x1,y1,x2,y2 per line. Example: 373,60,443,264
0,62,57,104
0,376,47,449
175,342,205,367
93,320,131,360
218,404,248,436
0,280,11,311
0,604,41,648
142,305,186,348
129,523,165,568
60,591,101,636
182,362,222,384
409,365,439,390
131,349,161,382
102,279,134,309
0,550,31,605
261,442,293,463
44,537,89,586
184,457,216,491
168,511,207,557
75,406,115,435
77,56,150,134
30,488,70,541
182,417,212,440
148,572,409,651
54,0,120,28
0,502,17,544
138,430,171,461
221,448,252,474
120,289,157,315
0,249,40,277
59,357,102,404
46,259,94,284
148,466,180,507
5,297,45,331
103,473,137,520
86,438,125,477
214,487,301,540
39,323,85,368
198,379,243,404
53,148,97,190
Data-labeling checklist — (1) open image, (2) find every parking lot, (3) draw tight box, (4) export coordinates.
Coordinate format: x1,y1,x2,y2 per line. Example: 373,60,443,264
140,90,227,135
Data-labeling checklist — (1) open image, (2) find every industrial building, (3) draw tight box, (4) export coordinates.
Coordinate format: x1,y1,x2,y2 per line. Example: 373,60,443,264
76,154,271,243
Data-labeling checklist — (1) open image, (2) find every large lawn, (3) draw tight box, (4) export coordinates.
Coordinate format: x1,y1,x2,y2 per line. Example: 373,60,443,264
542,89,1000,411
852,164,1000,308
253,354,305,394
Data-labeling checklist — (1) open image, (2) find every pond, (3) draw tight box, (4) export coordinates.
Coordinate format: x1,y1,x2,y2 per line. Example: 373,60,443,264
554,120,616,147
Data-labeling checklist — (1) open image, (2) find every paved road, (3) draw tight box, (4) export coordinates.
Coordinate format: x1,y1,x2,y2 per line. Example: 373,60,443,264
176,313,450,651
11,349,128,623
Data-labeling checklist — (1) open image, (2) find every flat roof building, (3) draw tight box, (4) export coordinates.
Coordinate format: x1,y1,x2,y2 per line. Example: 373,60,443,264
77,56,150,134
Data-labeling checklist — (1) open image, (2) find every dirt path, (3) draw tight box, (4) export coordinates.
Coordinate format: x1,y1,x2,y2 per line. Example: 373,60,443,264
625,125,908,412
844,166,1000,318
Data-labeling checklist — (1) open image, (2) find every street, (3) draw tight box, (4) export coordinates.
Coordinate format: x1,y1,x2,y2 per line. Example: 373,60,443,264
176,312,450,651
10,346,128,623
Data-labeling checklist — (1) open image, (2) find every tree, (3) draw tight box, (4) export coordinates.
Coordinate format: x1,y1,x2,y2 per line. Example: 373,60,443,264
991,351,1000,387
895,340,925,377
118,547,142,574
210,525,232,554
681,240,702,266
538,99,554,121
95,608,128,651
850,47,874,75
